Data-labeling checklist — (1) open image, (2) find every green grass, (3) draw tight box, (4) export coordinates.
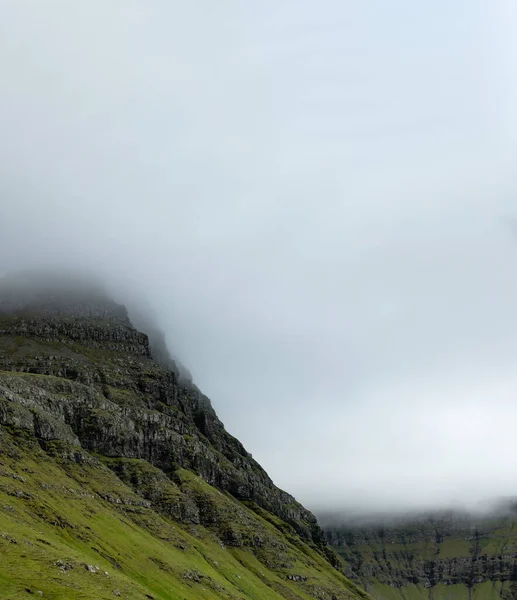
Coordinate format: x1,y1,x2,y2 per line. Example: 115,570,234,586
0,427,363,600
437,539,471,559
366,583,430,600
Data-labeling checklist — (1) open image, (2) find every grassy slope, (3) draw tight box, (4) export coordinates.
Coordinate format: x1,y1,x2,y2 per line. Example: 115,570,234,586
0,425,366,600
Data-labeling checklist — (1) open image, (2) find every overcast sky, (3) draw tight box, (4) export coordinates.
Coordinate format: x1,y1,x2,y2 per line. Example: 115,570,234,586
2,1,517,515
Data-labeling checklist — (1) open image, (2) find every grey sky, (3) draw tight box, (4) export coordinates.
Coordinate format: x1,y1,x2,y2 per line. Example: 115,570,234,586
1,1,517,514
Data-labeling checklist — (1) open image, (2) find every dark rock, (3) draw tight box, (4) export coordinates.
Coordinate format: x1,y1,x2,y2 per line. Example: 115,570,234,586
0,275,328,552
325,512,517,590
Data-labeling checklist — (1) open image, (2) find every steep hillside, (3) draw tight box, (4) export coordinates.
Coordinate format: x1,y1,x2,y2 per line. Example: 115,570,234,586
324,510,517,600
0,273,368,600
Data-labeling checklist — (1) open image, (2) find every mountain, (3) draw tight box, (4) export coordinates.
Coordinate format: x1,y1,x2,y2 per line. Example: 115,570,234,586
0,271,368,600
323,508,517,600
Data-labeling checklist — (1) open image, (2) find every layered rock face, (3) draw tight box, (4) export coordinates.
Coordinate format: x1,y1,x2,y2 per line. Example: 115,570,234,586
324,511,517,600
0,272,324,545
0,272,372,599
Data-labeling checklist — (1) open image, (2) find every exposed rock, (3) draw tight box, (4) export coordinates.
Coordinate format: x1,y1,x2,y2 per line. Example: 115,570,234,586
55,559,74,572
0,274,365,600
325,511,517,593
0,280,325,547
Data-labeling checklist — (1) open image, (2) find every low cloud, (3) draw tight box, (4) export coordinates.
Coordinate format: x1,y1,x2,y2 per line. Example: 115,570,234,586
1,1,517,516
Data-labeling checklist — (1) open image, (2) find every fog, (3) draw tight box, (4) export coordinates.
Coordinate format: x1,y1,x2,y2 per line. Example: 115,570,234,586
1,1,517,516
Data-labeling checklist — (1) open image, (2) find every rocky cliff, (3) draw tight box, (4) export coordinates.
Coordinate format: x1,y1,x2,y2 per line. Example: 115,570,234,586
0,272,366,600
324,510,517,600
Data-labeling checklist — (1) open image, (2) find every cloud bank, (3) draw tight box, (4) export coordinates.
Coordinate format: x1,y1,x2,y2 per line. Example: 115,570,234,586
1,1,517,514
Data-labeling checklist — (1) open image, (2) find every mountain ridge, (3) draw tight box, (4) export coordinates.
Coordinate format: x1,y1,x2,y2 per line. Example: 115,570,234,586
0,271,364,600
324,508,517,600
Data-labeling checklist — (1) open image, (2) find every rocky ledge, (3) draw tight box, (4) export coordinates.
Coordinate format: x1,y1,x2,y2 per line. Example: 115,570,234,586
0,272,327,550
325,511,517,590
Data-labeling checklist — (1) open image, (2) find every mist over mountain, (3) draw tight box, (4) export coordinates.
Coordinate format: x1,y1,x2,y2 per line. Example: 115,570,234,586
0,269,370,598
1,1,517,519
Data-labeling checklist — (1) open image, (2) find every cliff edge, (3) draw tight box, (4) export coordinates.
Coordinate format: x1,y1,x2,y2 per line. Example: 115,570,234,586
0,271,366,600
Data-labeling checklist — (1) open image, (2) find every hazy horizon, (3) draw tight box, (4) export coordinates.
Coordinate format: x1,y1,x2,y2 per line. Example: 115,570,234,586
2,1,517,516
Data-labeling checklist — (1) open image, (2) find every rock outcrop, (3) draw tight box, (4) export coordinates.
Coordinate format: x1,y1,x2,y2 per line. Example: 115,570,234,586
324,511,517,600
0,272,324,543
0,271,362,599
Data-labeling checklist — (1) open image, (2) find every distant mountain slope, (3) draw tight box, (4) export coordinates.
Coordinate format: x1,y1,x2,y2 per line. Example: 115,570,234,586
0,272,367,600
324,510,517,600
